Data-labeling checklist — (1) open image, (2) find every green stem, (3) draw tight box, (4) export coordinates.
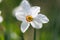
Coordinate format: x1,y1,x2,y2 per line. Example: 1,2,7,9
21,33,24,40
4,32,10,40
34,29,36,40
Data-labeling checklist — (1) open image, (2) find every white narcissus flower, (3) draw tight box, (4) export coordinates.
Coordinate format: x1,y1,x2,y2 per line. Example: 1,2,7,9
0,11,3,23
0,16,3,23
0,0,2,3
13,0,49,33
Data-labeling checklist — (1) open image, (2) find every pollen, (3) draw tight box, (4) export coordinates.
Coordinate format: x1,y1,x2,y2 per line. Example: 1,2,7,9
26,15,33,22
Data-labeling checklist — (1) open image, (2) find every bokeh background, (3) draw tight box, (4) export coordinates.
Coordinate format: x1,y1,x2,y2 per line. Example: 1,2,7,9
0,0,60,40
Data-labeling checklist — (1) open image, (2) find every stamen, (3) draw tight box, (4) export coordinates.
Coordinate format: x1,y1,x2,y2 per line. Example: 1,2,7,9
26,15,33,22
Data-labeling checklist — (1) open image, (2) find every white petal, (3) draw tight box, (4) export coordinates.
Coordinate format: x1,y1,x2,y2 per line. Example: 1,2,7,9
0,16,3,23
31,21,42,29
13,0,32,22
0,10,2,15
16,14,25,21
13,6,26,21
34,18,42,23
21,21,30,33
13,0,31,21
13,6,26,16
0,0,2,3
20,0,31,13
36,14,49,23
30,6,40,18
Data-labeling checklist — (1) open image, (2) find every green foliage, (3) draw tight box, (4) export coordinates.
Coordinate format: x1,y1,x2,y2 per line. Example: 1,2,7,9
0,0,60,40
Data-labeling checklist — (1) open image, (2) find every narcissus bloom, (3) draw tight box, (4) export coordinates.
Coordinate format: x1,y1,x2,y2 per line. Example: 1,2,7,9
13,0,49,33
0,11,3,23
0,0,2,3
0,16,3,23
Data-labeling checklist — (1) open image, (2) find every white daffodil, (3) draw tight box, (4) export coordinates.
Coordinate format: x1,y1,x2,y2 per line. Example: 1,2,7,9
0,16,3,23
0,11,3,23
0,0,2,3
13,0,49,33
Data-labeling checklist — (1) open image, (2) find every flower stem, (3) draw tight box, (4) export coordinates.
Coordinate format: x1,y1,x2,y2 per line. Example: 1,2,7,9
34,29,36,40
21,33,24,40
4,32,10,40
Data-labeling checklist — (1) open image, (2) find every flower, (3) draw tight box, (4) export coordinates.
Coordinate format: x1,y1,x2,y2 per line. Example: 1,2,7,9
13,0,49,33
0,10,2,14
0,16,3,23
0,0,2,3
0,11,3,23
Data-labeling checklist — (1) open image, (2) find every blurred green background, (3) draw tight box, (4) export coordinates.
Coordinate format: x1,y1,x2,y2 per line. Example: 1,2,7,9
0,0,60,40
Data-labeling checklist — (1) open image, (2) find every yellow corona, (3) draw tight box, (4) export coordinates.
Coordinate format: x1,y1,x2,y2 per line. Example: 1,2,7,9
26,15,33,22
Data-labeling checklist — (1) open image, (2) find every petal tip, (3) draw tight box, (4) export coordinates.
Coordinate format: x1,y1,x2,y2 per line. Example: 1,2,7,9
21,28,26,33
21,31,25,33
45,18,49,23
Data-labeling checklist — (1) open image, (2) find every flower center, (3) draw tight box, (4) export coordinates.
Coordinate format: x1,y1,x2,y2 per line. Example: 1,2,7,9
26,15,33,22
